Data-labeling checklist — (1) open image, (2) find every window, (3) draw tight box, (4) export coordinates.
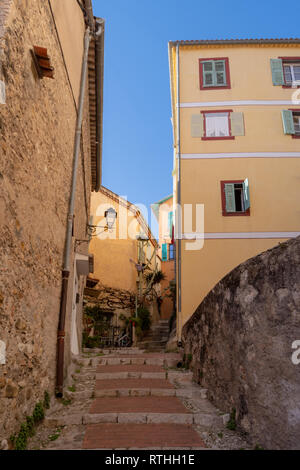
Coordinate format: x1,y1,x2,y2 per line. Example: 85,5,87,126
199,58,231,90
202,110,234,140
281,109,300,138
191,111,245,139
168,211,173,239
293,112,300,135
221,179,250,216
161,243,175,261
283,63,300,86
270,58,300,87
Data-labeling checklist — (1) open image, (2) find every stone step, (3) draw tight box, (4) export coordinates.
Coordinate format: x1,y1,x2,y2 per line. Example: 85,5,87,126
82,423,206,449
96,354,181,368
95,388,194,398
96,371,167,380
95,378,174,395
138,341,168,348
96,364,165,372
89,396,190,415
83,412,193,425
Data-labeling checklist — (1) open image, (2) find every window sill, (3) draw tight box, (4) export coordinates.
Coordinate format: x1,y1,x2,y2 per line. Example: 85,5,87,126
202,136,235,141
200,85,231,90
292,134,300,138
222,209,250,217
282,85,300,88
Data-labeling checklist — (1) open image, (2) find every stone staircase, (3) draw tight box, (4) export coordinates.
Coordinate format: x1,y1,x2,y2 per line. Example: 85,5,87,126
137,319,170,351
32,346,240,450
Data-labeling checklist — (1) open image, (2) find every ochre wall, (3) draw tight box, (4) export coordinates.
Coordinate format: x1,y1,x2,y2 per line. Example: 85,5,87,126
171,43,300,336
89,191,159,294
49,0,85,104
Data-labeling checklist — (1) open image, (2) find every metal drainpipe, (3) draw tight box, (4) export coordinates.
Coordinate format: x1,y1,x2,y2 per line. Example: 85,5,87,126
55,27,91,397
176,43,182,344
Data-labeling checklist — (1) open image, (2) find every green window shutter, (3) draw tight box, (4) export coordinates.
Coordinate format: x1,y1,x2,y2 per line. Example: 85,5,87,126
162,243,168,261
242,178,250,211
230,112,245,136
191,114,204,137
202,60,214,86
224,183,236,212
215,60,226,85
168,211,173,238
270,59,284,85
281,110,295,134
202,60,227,87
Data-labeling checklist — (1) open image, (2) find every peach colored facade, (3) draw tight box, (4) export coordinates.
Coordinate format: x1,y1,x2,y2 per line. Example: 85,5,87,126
169,39,300,339
152,195,175,320
89,187,161,322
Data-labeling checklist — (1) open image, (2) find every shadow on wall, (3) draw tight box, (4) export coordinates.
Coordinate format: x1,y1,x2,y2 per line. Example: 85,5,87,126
182,236,300,450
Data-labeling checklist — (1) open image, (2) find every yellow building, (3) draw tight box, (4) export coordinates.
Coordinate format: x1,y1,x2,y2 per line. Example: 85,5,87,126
168,38,300,339
87,186,161,325
151,195,175,320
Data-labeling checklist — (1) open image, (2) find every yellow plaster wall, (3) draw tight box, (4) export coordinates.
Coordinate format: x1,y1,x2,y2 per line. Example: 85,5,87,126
169,43,300,336
180,237,286,327
179,44,300,102
50,0,85,104
89,191,159,293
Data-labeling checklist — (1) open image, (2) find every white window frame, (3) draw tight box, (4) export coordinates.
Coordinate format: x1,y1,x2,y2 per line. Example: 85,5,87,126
204,112,230,138
283,63,300,87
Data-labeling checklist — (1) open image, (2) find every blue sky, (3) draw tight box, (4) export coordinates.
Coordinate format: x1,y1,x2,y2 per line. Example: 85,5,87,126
92,0,300,236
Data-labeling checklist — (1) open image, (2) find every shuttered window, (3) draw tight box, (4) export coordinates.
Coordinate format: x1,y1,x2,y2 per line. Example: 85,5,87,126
221,179,251,216
168,212,173,238
271,57,300,87
192,111,245,139
162,243,168,261
282,109,300,137
199,58,231,90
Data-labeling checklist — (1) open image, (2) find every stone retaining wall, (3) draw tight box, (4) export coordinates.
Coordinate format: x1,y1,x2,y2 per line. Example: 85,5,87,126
182,237,300,449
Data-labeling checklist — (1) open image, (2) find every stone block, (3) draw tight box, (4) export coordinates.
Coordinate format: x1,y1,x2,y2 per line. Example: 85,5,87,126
83,413,118,424
146,413,193,424
117,413,147,424
193,413,223,427
151,389,175,397
94,389,117,397
130,389,150,397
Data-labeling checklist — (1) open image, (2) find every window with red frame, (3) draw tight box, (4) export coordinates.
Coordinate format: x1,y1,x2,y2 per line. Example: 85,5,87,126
281,109,300,138
199,58,231,90
271,57,300,87
202,110,234,140
221,179,250,216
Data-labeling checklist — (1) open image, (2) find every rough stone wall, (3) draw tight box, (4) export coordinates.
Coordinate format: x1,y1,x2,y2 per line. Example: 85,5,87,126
182,237,300,449
84,285,136,318
0,0,91,440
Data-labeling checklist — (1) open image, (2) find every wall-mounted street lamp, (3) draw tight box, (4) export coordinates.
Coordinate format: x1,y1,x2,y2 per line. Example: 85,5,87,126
87,207,117,237
75,208,117,247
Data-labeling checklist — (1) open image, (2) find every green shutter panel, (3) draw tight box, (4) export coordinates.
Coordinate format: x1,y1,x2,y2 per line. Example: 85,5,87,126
162,243,168,261
281,110,295,134
230,112,245,136
215,60,226,85
243,178,250,211
168,211,173,238
224,183,236,212
191,114,204,137
270,59,284,85
202,60,215,87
